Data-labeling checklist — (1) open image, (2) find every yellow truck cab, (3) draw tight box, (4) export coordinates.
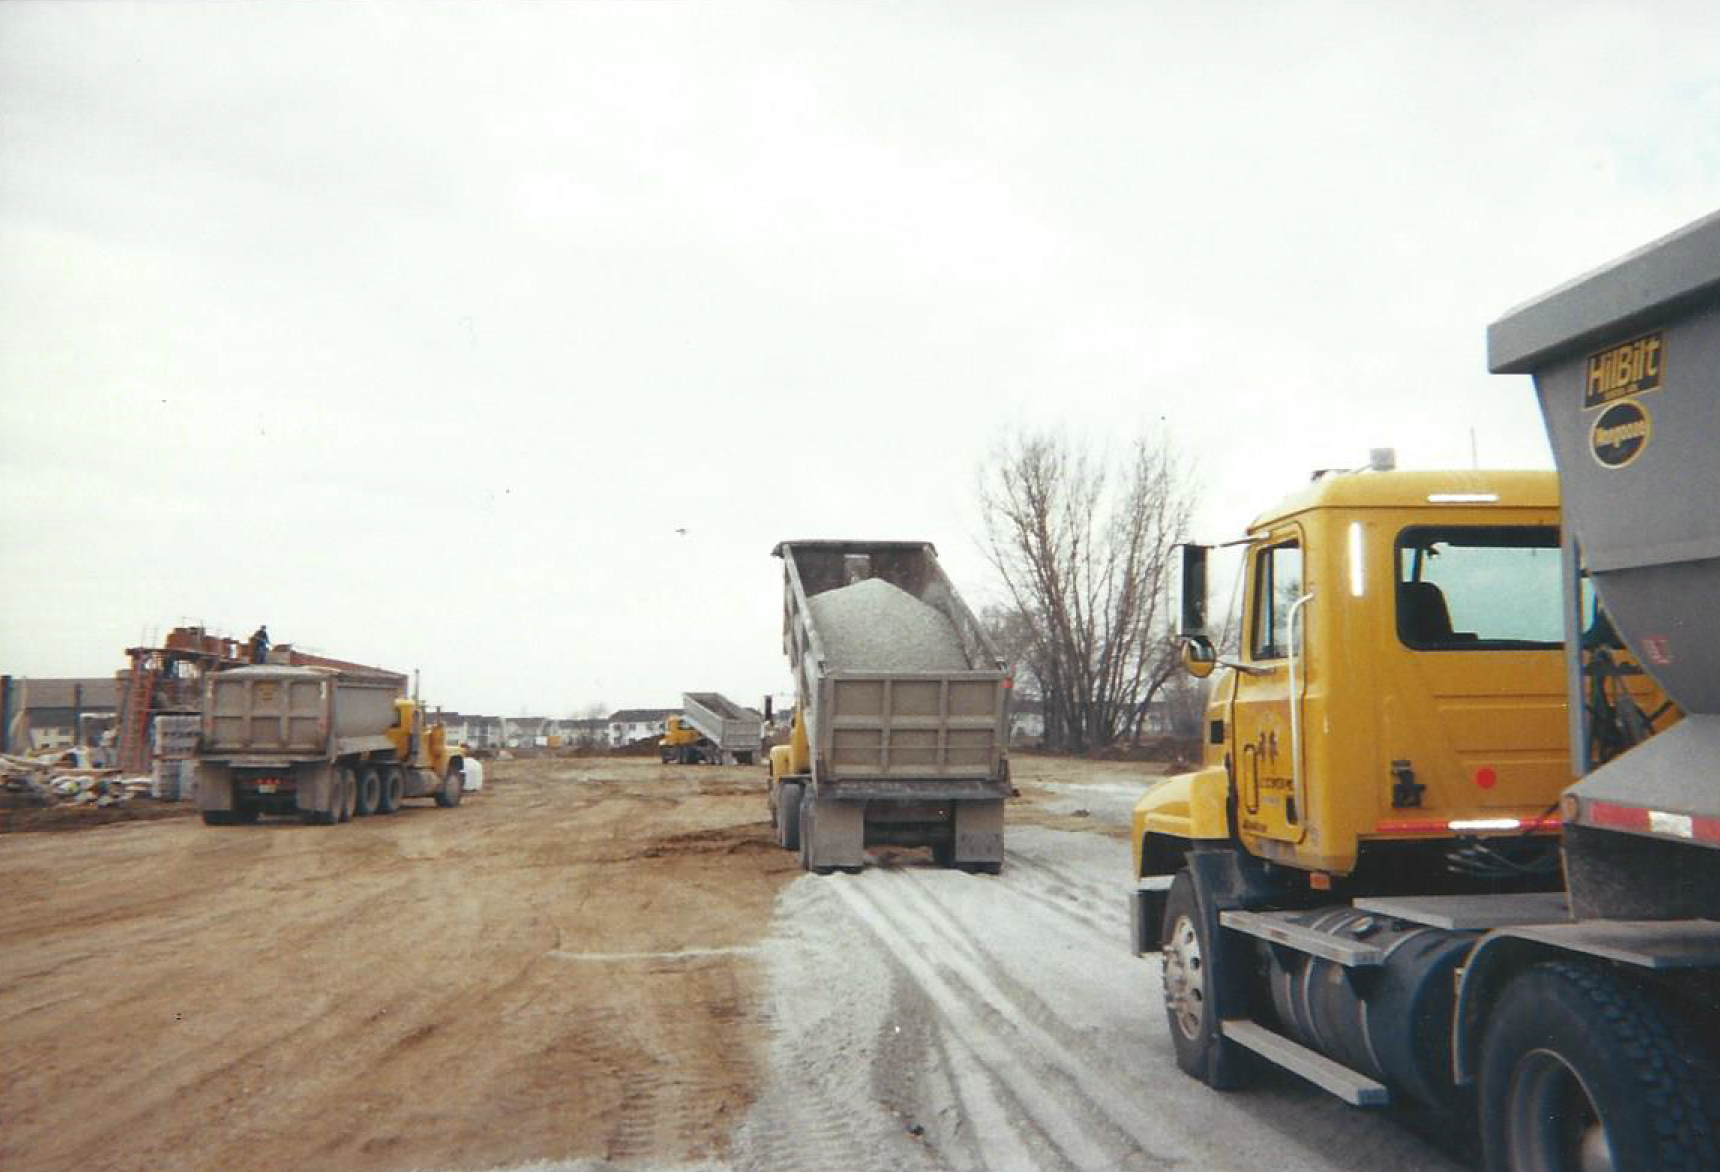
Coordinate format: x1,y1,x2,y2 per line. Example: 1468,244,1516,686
1128,462,1584,1103
1135,465,1568,886
1132,210,1720,1172
660,715,702,763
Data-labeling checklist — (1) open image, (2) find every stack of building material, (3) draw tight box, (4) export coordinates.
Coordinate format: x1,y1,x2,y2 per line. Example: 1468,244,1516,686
1,750,151,808
150,715,200,800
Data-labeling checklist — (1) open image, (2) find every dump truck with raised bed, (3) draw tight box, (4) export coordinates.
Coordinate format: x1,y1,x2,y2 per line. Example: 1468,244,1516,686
660,692,763,765
1128,213,1720,1172
194,665,467,826
768,540,1011,873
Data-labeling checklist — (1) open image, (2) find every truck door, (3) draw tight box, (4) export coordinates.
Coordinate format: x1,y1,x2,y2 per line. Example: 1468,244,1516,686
1232,531,1309,845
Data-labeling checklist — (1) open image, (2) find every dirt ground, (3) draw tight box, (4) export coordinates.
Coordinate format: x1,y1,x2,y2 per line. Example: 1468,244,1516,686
2,754,1464,1172
0,758,794,1172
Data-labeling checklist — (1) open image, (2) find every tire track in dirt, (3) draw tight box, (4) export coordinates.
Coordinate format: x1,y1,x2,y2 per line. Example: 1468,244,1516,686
727,887,939,1172
831,871,1188,1172
734,823,1468,1172
990,849,1126,941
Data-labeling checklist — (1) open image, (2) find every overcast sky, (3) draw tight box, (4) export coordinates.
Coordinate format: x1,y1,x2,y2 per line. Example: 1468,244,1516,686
3,1,1718,716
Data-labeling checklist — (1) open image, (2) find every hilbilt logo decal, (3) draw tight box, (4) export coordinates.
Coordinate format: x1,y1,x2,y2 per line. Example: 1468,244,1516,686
1584,331,1664,408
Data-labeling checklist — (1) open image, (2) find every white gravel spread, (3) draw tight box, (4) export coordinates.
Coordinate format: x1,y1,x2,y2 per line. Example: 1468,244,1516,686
807,578,971,672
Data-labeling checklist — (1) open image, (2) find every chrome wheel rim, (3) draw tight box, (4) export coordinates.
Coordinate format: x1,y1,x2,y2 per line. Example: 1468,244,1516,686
1163,913,1206,1041
1507,1049,1614,1172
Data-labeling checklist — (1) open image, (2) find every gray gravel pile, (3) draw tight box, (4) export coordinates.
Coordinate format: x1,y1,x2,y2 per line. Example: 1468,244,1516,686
807,578,971,671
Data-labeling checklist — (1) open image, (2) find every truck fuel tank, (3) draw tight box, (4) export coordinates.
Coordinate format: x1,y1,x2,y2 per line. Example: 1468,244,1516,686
1260,907,1475,1110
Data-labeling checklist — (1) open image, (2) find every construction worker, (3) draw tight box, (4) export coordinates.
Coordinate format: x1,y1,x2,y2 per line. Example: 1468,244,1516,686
249,624,270,664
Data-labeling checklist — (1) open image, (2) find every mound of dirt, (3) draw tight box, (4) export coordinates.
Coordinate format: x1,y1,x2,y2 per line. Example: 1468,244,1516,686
0,800,198,834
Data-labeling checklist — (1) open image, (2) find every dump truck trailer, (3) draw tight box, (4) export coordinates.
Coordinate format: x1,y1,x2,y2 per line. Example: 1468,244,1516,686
1128,214,1720,1171
194,665,466,826
660,692,762,765
767,540,1011,873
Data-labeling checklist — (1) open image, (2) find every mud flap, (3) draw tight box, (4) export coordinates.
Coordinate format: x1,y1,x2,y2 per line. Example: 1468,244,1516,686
1131,876,1174,956
195,762,234,811
805,796,864,870
953,799,1004,865
1185,849,1275,1088
296,764,337,814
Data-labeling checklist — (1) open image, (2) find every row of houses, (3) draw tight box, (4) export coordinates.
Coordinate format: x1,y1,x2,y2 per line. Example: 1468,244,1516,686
436,708,684,752
0,676,688,757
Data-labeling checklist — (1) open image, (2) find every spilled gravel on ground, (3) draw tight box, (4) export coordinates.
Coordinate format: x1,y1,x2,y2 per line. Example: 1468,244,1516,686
720,825,1467,1172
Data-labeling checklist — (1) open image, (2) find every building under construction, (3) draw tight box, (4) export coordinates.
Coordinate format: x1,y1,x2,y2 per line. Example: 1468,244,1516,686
112,626,405,772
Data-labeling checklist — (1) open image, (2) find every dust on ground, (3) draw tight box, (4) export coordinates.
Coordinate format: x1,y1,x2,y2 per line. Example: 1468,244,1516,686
1007,754,1172,838
0,757,794,1172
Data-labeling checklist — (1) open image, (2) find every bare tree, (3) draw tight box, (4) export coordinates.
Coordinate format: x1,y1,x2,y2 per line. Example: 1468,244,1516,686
979,428,1194,752
577,701,609,749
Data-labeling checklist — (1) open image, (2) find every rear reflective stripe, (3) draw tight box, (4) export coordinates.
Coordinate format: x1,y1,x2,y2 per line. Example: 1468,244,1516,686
1585,800,1720,845
1373,816,1561,835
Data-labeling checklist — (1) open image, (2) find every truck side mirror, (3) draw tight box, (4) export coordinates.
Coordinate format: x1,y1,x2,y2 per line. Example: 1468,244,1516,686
1181,638,1217,680
1179,543,1210,639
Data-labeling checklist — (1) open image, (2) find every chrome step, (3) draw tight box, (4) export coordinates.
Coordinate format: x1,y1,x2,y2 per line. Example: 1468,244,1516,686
1219,909,1385,967
1221,1020,1390,1106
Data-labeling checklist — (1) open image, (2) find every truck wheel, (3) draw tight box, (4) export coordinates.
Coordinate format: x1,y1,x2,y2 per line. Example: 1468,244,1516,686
1161,870,1251,1089
233,805,260,824
780,783,802,852
337,769,356,822
379,768,404,814
932,839,955,868
355,768,382,817
434,764,464,808
201,810,236,826
1480,960,1720,1172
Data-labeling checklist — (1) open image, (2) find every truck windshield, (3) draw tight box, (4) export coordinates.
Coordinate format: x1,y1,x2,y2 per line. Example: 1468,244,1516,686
1395,525,1561,651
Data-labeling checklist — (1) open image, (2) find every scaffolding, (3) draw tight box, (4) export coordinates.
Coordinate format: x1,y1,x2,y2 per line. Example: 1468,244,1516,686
114,628,248,773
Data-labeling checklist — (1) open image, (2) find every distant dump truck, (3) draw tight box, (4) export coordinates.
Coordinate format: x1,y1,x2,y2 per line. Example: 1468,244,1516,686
660,692,763,765
194,665,467,826
768,540,1011,873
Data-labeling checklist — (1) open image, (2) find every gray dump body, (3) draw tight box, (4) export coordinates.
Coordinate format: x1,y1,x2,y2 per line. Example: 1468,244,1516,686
195,664,437,824
203,665,403,759
776,540,1010,797
681,692,761,762
1490,209,1720,903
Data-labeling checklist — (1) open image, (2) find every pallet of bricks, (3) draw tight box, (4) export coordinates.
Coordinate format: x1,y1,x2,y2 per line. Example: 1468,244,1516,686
151,714,200,801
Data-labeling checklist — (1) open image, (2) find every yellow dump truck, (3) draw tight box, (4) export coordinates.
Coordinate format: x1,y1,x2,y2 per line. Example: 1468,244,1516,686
1130,214,1720,1171
194,665,467,826
660,693,762,765
768,540,1011,873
